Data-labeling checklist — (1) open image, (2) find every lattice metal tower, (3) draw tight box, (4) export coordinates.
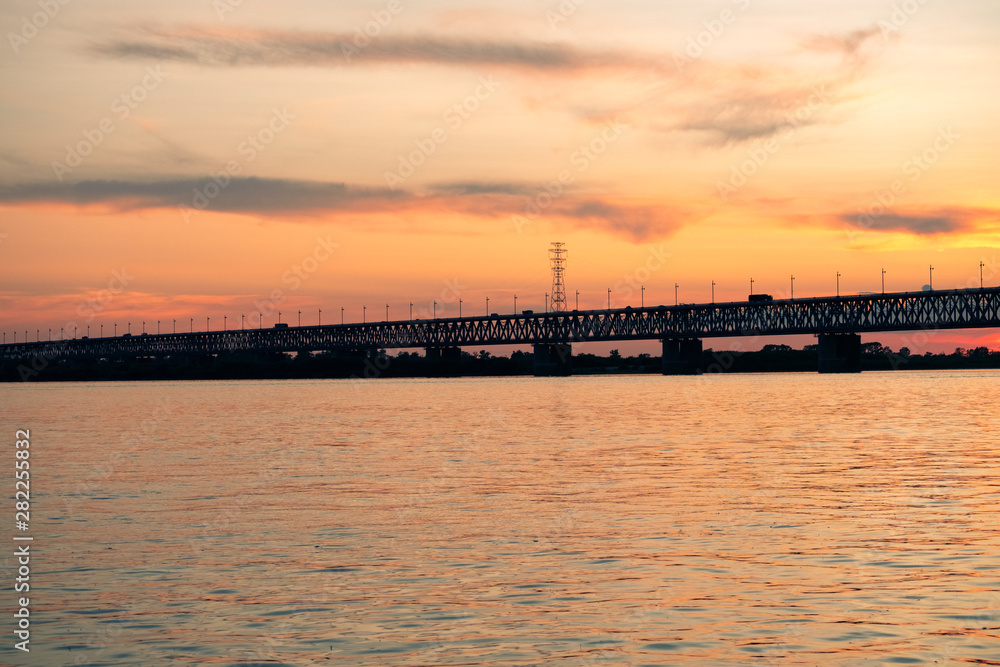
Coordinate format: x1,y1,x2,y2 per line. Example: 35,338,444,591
549,242,567,312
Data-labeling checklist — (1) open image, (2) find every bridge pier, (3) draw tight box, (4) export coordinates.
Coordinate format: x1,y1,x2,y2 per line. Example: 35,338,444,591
662,338,703,375
425,346,462,376
533,343,572,376
817,333,861,373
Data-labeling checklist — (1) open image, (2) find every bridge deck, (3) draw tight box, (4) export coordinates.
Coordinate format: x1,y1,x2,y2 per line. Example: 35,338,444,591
2,288,999,361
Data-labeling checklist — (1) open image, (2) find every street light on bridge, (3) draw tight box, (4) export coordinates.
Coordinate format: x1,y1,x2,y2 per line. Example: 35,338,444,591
882,268,886,294
790,275,794,300
641,285,645,307
929,265,934,290
674,283,678,306
712,281,716,303
298,310,301,327
459,299,462,317
607,288,611,310
409,302,413,321
318,308,321,326
836,272,841,297
513,294,517,313
385,304,389,321
576,290,579,310
363,306,366,323
433,300,436,318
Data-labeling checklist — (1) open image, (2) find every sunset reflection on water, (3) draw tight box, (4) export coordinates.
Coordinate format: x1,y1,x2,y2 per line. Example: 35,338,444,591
3,372,998,665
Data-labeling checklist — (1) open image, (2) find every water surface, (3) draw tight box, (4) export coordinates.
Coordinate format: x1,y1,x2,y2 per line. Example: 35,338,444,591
2,372,998,665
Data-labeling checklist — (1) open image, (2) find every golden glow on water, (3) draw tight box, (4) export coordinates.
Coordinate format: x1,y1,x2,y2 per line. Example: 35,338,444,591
3,372,999,665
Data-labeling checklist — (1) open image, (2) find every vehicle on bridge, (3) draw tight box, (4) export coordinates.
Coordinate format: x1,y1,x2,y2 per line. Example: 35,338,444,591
749,294,774,302
274,323,289,329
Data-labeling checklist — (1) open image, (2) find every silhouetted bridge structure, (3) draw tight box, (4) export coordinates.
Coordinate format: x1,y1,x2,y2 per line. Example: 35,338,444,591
3,287,999,375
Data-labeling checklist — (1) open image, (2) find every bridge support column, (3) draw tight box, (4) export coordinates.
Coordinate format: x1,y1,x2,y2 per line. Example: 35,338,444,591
533,343,572,376
662,338,703,375
817,333,861,373
425,346,462,376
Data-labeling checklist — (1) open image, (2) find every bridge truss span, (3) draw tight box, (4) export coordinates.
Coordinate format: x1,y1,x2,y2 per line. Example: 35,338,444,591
2,287,998,362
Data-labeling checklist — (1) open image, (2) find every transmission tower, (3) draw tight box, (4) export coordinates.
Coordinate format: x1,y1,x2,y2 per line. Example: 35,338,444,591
549,242,567,312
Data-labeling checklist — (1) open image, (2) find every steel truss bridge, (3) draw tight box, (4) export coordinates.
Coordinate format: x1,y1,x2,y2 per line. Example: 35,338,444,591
2,288,998,369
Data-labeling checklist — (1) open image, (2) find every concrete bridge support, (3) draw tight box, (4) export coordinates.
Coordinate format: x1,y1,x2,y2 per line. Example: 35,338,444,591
662,338,703,375
817,333,861,373
533,343,572,376
425,346,462,376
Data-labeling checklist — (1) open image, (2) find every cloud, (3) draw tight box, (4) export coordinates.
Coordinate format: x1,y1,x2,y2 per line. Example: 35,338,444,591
800,26,883,61
90,27,643,71
838,208,997,236
0,178,410,214
0,177,685,242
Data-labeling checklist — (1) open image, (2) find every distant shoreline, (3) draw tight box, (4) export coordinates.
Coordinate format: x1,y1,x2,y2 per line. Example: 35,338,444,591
3,345,997,382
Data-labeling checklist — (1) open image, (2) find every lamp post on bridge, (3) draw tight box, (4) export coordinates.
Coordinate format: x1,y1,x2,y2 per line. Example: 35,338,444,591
278,311,281,325
298,310,301,327
259,313,262,329
836,272,841,297
142,321,145,334
641,285,645,307
459,299,462,317
318,309,321,326
607,288,611,310
224,316,227,331
712,281,716,303
486,297,489,315
982,261,986,289
363,306,366,323
750,278,754,296
190,318,193,333
674,283,678,306
432,301,436,319
409,302,413,321
545,293,549,312
385,304,389,322
157,320,160,335
929,265,934,290
341,307,344,325
882,268,886,294
790,275,794,300
576,290,579,310
513,295,517,314
206,317,210,331
173,319,176,334
241,314,244,330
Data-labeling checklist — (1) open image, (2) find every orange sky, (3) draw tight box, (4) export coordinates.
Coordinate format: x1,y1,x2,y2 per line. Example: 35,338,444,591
1,0,998,353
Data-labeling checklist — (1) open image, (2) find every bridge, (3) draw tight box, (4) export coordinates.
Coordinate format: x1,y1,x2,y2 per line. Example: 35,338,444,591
3,287,999,375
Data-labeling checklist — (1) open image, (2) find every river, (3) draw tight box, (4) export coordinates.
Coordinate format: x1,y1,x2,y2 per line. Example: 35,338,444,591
1,372,998,665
